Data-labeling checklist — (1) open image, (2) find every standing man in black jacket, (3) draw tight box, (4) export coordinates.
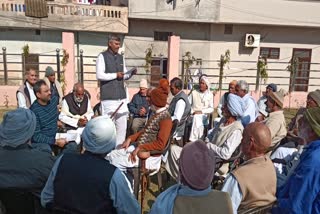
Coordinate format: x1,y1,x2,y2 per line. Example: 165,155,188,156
96,35,136,147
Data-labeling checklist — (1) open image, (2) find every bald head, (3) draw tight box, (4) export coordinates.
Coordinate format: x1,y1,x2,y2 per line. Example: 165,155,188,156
242,122,271,157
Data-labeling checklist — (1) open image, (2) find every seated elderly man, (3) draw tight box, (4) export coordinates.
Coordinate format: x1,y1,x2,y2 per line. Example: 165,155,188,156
16,68,38,108
256,83,277,121
59,83,93,131
0,108,55,213
165,93,244,179
43,66,63,104
271,90,320,174
41,116,140,214
285,89,320,145
188,75,214,141
273,107,320,213
216,80,237,119
263,89,287,149
128,79,149,134
150,140,233,214
235,80,257,126
222,122,277,213
106,81,172,172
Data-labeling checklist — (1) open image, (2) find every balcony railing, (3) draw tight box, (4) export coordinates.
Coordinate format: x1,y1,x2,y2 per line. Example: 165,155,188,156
0,0,128,33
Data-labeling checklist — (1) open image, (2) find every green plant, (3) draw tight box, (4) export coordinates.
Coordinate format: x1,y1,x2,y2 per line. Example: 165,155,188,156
257,56,268,84
218,49,230,90
22,44,29,57
144,44,154,72
183,51,196,70
287,56,299,73
60,49,69,94
287,56,299,92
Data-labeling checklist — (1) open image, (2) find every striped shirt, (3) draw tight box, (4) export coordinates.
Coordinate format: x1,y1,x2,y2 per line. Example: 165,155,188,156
30,96,59,145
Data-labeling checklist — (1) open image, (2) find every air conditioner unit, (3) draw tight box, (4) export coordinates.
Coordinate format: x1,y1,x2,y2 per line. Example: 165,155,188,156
244,34,260,48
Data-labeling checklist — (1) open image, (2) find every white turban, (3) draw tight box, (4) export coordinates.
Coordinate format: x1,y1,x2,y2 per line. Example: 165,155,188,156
227,93,245,117
200,75,211,90
82,116,116,154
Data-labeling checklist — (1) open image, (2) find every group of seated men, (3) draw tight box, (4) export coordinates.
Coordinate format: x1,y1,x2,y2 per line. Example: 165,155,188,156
16,67,94,153
0,69,320,213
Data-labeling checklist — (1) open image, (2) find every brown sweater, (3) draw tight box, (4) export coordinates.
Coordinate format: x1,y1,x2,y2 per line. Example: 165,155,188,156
232,155,276,210
129,109,172,152
173,190,233,214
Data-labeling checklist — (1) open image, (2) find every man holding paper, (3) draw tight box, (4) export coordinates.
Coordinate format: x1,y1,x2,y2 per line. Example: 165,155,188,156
59,83,93,131
30,80,76,153
96,34,137,147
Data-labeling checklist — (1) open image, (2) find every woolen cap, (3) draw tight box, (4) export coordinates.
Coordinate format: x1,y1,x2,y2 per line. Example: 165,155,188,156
0,108,36,148
267,83,277,92
82,116,116,154
45,66,55,77
308,90,320,106
305,107,320,137
179,140,215,190
150,78,169,107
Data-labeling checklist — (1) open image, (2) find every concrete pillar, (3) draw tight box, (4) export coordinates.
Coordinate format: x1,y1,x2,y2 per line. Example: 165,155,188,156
167,35,180,81
62,32,75,94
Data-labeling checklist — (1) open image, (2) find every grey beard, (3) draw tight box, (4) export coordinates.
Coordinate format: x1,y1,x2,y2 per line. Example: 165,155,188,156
74,95,83,104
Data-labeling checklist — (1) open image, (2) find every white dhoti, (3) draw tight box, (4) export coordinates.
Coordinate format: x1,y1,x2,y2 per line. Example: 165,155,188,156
189,114,208,142
106,146,162,174
164,144,183,181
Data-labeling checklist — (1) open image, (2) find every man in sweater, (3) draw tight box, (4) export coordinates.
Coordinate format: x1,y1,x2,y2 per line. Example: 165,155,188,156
264,89,287,149
59,83,93,131
221,122,277,213
168,77,191,146
106,80,172,172
150,140,233,214
96,35,137,147
41,116,140,214
128,79,149,134
0,108,55,196
235,80,257,127
0,108,55,214
165,93,244,180
16,68,38,108
43,66,63,104
30,80,68,152
274,107,320,213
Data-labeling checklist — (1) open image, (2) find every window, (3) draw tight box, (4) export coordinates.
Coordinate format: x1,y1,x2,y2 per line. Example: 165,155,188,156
154,31,173,41
260,47,280,59
224,24,233,34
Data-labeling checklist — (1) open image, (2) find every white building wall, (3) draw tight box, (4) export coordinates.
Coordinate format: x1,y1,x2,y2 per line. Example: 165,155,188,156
125,20,320,92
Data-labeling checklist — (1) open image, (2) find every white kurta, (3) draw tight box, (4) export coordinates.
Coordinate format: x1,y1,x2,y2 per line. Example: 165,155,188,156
188,90,214,142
